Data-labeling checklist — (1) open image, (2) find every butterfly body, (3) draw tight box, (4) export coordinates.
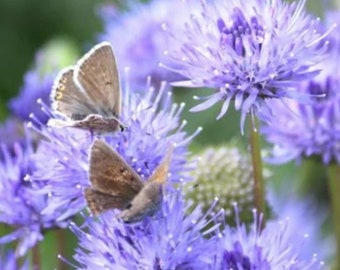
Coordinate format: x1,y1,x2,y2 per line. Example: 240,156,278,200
85,139,172,223
50,42,123,134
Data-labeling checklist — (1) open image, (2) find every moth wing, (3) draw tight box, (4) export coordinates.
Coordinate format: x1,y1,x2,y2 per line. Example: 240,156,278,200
89,139,143,202
84,188,129,216
51,67,98,120
74,42,121,118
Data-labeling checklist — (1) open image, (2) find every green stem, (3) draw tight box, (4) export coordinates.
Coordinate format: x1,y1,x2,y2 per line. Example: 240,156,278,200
32,244,40,270
57,229,67,270
248,116,266,226
327,164,340,269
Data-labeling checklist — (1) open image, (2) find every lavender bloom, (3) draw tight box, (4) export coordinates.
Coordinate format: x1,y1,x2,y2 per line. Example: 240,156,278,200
0,118,26,149
215,205,325,269
0,249,28,270
0,137,66,256
261,11,340,164
261,64,340,164
69,189,220,269
268,188,334,262
9,68,55,124
31,82,200,222
164,0,330,131
97,0,185,90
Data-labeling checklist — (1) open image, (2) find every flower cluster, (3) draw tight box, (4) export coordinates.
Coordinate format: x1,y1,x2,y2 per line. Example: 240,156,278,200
0,134,66,256
164,0,330,131
0,0,336,268
69,194,324,269
70,188,220,269
214,206,324,269
261,15,340,164
31,81,200,222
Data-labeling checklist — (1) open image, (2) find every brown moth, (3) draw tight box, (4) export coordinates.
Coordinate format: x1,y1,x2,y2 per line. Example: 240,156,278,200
84,139,172,223
50,42,123,134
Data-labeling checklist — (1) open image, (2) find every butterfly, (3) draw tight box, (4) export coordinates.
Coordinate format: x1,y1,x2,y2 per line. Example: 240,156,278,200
50,41,124,134
84,139,172,223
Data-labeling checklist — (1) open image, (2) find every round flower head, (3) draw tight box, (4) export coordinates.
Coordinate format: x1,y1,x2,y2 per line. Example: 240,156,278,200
97,0,186,90
261,40,340,164
214,205,325,269
163,0,331,132
0,135,66,257
31,81,201,222
261,10,340,164
69,189,221,270
184,144,257,225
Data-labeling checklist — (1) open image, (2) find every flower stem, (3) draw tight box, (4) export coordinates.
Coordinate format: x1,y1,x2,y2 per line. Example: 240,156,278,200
326,164,340,269
32,244,40,270
57,229,67,270
248,116,266,226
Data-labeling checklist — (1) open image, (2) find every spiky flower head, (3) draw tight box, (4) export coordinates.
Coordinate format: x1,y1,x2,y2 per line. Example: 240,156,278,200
0,135,66,256
261,14,340,165
214,205,325,269
31,82,200,222
164,0,330,132
69,189,220,270
184,144,257,224
97,0,185,90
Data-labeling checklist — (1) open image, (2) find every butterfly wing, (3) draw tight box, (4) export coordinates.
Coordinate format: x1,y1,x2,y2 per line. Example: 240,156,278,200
84,188,129,215
89,139,143,202
146,145,173,185
74,42,121,118
51,67,97,120
119,146,173,223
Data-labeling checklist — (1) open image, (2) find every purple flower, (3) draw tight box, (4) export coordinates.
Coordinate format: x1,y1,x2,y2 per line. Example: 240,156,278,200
97,0,185,90
261,55,340,164
260,10,340,164
0,118,27,150
69,189,220,269
268,188,334,262
9,69,55,124
214,205,325,269
0,135,66,256
31,82,200,222
0,248,28,270
164,0,330,132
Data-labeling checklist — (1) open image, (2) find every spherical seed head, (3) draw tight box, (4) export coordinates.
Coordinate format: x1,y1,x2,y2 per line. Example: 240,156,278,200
184,144,270,225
